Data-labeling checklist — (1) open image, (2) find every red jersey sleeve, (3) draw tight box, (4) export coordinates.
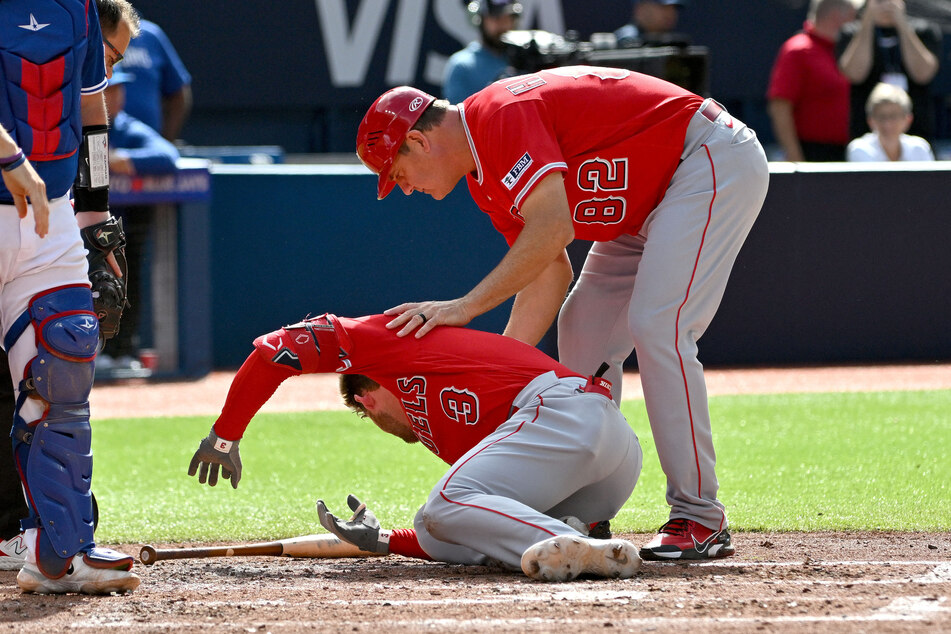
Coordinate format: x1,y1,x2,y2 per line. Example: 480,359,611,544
212,352,298,441
464,100,568,245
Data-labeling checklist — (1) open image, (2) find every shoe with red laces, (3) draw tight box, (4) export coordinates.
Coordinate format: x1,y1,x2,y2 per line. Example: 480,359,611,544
639,518,735,561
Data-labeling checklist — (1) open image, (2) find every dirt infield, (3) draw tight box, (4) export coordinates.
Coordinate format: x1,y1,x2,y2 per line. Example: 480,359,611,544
2,532,949,632
89,361,951,418
3,363,949,631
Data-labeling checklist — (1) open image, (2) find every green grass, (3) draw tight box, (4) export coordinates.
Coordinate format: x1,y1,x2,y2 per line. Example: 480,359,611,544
90,390,950,543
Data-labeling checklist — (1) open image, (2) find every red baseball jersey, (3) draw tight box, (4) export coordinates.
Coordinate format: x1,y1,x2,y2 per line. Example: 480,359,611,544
243,315,580,465
460,66,703,244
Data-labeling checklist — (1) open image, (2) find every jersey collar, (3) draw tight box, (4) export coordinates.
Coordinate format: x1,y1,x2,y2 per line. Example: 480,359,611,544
458,104,484,185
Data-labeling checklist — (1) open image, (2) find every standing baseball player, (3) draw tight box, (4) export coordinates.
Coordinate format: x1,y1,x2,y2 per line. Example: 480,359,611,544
0,0,139,593
188,313,643,582
356,66,769,560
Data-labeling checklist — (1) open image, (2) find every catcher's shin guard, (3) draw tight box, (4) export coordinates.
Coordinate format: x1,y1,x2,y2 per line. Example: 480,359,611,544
7,285,98,578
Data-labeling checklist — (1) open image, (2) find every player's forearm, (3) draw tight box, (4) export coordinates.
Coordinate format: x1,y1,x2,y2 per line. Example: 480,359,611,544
213,352,297,441
462,221,572,321
462,174,575,319
0,125,18,156
75,94,110,223
503,252,573,346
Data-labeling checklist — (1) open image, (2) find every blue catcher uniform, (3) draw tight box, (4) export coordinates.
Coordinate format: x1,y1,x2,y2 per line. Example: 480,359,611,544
1,0,134,582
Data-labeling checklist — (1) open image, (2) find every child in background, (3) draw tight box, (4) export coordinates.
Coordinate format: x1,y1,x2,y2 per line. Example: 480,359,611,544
847,82,934,161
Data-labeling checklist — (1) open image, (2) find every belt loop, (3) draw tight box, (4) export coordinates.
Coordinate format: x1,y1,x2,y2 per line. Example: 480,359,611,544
699,98,723,123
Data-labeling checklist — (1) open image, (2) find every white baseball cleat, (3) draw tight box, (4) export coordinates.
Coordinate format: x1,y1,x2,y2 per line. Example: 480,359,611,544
17,549,141,595
521,534,641,582
0,533,27,571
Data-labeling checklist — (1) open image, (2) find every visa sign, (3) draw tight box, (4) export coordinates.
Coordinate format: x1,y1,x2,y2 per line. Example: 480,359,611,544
314,0,566,87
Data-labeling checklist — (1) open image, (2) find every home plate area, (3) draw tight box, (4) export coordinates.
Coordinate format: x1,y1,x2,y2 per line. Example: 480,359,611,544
1,531,948,632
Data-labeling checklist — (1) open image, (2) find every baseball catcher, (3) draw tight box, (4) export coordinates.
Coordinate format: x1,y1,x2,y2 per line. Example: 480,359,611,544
189,313,643,582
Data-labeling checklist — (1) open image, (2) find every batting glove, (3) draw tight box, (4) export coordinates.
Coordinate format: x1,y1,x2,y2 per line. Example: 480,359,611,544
188,429,242,489
316,495,390,554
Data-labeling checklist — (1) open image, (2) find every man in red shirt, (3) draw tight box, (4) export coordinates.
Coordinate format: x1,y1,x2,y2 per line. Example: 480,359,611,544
188,314,644,582
767,0,857,161
356,64,769,560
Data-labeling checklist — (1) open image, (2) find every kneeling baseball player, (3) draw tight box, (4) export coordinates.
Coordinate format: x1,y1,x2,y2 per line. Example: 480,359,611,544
188,313,643,582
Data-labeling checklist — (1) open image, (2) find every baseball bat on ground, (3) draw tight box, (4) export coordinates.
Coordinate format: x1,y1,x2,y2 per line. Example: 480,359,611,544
139,533,383,565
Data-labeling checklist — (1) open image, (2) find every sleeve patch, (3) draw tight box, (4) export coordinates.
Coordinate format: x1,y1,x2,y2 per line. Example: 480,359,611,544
502,152,533,190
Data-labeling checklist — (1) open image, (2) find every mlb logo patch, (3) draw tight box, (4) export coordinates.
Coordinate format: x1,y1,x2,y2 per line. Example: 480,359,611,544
502,152,532,190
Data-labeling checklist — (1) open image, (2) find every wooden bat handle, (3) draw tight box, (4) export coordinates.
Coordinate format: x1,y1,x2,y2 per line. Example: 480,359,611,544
139,541,284,565
138,534,381,565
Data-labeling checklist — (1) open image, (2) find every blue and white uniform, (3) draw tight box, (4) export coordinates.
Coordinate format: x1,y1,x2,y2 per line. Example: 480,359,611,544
1,0,133,583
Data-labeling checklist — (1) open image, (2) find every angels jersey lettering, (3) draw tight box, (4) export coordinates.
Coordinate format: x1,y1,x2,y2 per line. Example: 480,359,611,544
460,66,703,244
284,315,578,465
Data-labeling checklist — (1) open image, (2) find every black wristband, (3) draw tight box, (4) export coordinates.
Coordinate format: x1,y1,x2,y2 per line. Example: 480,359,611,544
73,184,110,212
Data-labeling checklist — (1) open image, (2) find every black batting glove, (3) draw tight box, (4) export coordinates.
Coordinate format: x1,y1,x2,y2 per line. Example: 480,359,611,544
188,429,243,489
316,495,390,554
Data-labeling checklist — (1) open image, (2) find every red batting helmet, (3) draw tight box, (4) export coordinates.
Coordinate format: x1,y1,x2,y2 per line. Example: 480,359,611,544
356,86,437,200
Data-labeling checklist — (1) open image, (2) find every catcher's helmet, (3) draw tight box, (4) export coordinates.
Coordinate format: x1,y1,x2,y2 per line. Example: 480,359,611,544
356,86,436,200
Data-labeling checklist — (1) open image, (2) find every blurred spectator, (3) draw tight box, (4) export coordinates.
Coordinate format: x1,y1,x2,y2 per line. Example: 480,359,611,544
443,0,521,104
615,0,691,48
837,0,941,141
767,0,858,161
120,18,192,141
98,69,180,377
847,82,934,160
105,71,180,175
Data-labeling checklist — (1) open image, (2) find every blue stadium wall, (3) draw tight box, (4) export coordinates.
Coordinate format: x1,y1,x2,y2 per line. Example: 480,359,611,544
129,0,951,153
208,164,951,369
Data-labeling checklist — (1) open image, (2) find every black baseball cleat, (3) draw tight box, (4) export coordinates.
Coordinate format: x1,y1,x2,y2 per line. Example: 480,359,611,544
639,518,735,561
588,520,612,540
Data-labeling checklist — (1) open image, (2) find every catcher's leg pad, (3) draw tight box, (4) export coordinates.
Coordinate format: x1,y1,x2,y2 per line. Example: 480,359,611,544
17,407,95,578
9,286,98,578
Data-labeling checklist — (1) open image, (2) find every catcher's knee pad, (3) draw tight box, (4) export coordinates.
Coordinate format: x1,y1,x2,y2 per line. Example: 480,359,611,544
25,285,99,403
